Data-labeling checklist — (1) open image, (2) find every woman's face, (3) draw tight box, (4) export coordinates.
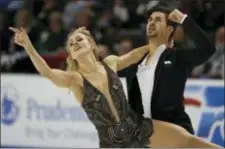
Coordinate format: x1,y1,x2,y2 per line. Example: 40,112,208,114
68,32,92,59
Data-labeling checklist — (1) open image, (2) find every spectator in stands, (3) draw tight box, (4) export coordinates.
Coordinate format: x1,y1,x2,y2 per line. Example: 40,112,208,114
210,26,224,78
37,0,59,26
67,8,94,34
97,9,114,29
9,9,40,53
63,0,93,30
1,0,224,78
95,9,118,44
116,39,133,56
2,9,42,73
7,0,24,11
37,11,67,54
95,44,111,60
113,0,129,27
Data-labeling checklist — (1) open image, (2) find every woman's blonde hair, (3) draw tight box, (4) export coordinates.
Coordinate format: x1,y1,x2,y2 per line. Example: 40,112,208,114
66,27,98,96
66,27,98,72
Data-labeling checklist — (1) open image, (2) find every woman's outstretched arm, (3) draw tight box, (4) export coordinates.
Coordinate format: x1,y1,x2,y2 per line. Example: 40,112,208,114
104,45,149,71
9,27,82,88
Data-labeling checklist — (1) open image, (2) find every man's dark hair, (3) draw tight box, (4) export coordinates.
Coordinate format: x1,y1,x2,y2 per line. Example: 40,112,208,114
146,5,178,41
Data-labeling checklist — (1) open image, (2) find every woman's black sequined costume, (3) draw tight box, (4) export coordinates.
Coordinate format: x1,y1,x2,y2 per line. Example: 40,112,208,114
81,62,153,147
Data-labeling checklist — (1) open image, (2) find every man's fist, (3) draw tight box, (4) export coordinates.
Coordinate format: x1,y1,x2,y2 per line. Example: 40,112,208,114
168,9,185,24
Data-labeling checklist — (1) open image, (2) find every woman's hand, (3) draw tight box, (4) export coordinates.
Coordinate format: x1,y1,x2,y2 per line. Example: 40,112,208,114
9,27,32,49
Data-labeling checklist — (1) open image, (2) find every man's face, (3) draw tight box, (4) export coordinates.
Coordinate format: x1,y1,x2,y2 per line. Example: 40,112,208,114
146,12,172,40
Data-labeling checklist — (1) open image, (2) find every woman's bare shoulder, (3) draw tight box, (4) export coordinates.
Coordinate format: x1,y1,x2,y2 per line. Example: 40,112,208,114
102,55,119,72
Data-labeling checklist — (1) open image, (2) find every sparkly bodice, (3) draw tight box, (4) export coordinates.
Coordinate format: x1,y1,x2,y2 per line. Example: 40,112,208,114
81,62,153,147
81,62,130,126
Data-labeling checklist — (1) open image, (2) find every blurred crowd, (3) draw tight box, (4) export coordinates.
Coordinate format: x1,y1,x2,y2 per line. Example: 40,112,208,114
0,0,224,79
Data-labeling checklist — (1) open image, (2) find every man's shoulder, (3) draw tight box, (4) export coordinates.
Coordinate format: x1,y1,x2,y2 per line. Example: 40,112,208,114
164,48,184,60
117,62,139,77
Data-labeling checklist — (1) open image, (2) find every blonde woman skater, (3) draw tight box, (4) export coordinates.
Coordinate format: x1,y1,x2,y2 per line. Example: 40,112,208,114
9,26,222,148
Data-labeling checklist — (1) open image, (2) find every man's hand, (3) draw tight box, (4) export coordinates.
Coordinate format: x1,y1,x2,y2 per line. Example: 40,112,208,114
168,9,185,24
